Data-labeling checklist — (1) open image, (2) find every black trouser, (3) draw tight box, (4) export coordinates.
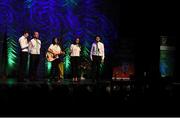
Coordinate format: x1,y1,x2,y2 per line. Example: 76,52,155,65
92,55,102,80
51,58,60,80
29,54,40,80
70,56,80,78
19,52,28,81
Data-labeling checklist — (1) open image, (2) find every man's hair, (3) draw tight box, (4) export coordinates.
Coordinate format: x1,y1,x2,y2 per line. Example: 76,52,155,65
23,30,29,35
33,31,38,35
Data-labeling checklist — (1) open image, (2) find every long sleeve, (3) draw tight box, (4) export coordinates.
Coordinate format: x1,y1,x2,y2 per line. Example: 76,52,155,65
70,44,73,52
19,39,28,49
19,36,28,52
101,43,105,60
90,44,93,61
38,40,41,49
39,40,41,49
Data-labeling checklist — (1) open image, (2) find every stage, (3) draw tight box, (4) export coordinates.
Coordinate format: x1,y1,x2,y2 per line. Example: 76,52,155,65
0,0,177,116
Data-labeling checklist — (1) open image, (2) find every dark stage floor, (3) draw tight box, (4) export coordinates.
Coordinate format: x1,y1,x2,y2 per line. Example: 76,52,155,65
0,77,178,97
0,77,180,116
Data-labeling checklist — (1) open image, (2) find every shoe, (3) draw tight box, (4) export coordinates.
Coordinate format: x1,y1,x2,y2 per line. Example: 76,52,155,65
76,77,78,81
73,77,78,82
80,77,85,80
57,79,62,83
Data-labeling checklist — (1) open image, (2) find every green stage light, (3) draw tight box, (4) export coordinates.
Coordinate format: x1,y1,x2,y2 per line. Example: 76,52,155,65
64,51,71,73
7,36,18,75
7,78,15,87
46,61,52,75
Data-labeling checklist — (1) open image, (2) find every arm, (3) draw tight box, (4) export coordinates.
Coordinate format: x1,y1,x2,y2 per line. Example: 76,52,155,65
54,46,64,55
79,45,81,52
39,40,41,49
101,43,105,62
48,44,56,54
19,37,28,50
90,44,93,61
70,44,73,54
48,48,54,54
48,45,64,55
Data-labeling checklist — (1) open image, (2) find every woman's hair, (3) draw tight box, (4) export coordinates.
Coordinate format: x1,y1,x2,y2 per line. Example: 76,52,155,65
52,37,59,45
73,37,81,47
59,37,64,50
73,37,79,43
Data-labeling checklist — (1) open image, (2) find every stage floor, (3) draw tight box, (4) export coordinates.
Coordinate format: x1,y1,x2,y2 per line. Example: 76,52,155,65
0,78,144,97
0,78,112,85
1,77,180,116
0,77,177,96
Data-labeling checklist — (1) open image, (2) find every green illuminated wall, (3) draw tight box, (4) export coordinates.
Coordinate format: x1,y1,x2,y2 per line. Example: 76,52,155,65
6,33,19,76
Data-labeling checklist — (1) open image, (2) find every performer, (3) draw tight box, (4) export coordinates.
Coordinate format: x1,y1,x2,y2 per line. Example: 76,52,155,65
70,38,81,82
18,31,29,82
47,37,65,82
28,32,41,81
90,36,105,82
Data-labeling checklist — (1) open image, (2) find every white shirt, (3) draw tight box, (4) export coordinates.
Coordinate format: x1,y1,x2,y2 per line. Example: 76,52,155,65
48,44,61,58
19,36,28,52
28,38,41,55
70,44,81,57
90,42,105,60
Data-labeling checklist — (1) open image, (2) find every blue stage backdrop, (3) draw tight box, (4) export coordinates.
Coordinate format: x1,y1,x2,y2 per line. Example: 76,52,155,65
0,0,117,79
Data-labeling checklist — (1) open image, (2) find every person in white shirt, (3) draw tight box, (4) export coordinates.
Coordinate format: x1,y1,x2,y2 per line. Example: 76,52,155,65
18,31,29,82
28,32,41,81
48,37,65,82
70,38,81,82
90,36,105,82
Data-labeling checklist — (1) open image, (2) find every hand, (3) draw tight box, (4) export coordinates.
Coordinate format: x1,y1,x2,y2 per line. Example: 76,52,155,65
90,57,93,61
53,51,58,55
61,51,65,55
101,59,104,63
54,51,63,55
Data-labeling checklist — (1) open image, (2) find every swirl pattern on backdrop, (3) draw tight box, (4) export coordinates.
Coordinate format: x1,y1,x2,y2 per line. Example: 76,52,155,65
0,0,117,78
